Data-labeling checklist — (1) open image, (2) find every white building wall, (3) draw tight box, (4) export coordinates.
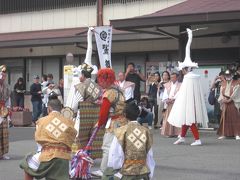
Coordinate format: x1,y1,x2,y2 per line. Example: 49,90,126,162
43,58,60,85
103,0,186,24
0,0,186,33
111,55,125,76
0,6,96,33
27,59,42,90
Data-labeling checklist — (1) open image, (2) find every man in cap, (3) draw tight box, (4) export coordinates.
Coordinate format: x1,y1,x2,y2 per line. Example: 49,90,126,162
30,75,42,124
0,65,11,160
167,29,208,146
217,69,240,140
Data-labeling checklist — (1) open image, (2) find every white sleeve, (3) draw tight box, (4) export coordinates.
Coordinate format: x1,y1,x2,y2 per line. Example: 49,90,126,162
5,97,11,108
72,91,83,111
108,136,124,170
42,86,48,94
125,86,134,100
66,90,83,113
147,148,155,179
162,88,168,102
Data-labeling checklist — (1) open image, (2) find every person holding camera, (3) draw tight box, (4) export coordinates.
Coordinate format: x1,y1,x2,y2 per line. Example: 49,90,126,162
42,83,63,105
125,63,146,103
209,71,225,123
148,72,161,129
217,69,240,140
137,97,153,129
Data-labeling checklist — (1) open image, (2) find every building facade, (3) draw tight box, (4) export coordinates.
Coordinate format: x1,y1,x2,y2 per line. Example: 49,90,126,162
0,0,239,93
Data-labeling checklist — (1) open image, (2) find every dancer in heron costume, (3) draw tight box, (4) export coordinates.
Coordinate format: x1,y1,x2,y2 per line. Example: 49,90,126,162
167,28,208,146
64,27,104,159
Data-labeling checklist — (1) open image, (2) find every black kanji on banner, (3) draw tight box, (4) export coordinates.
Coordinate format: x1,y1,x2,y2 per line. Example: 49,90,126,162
102,44,109,55
105,60,110,68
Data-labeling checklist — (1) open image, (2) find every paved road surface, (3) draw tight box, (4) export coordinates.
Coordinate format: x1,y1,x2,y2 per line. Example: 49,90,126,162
0,127,240,180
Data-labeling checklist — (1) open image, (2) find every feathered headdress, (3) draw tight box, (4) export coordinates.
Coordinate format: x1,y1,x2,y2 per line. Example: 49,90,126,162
77,27,98,76
177,28,198,71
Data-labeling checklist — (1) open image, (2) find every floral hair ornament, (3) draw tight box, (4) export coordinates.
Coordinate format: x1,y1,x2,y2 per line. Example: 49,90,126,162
97,68,115,86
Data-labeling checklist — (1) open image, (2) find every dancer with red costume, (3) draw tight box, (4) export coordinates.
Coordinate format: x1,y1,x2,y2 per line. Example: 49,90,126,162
91,68,126,177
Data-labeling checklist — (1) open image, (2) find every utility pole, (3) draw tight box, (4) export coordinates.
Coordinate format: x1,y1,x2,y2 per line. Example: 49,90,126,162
97,0,103,26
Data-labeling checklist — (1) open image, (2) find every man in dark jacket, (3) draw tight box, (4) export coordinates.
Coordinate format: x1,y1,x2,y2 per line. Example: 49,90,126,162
30,75,42,124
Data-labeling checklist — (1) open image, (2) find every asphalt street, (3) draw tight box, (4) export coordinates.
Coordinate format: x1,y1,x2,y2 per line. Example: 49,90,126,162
0,127,240,180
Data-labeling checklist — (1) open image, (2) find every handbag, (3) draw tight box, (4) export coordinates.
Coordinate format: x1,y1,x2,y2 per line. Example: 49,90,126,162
208,89,216,105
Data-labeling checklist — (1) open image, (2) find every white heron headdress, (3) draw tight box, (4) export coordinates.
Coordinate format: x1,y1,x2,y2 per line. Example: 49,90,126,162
77,27,98,76
177,28,198,71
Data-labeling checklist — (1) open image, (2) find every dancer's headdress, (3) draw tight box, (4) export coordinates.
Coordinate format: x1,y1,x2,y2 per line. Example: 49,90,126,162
177,28,198,71
77,27,98,77
97,68,115,86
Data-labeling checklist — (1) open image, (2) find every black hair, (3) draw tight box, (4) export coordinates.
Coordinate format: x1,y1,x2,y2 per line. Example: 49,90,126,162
47,98,62,112
47,74,53,79
162,71,170,80
171,72,179,77
17,77,24,83
219,71,225,76
154,71,161,82
81,70,91,79
42,74,47,81
124,100,140,121
48,91,58,100
237,64,240,70
140,97,149,104
127,62,135,68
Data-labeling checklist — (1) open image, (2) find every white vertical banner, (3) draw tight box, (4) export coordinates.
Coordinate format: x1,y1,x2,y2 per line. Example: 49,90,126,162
94,26,112,68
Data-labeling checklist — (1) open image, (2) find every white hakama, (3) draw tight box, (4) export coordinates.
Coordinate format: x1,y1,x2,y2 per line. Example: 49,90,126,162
167,72,208,128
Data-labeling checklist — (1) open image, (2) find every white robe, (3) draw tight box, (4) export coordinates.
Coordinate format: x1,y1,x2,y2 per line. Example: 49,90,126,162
167,72,208,128
65,77,83,136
